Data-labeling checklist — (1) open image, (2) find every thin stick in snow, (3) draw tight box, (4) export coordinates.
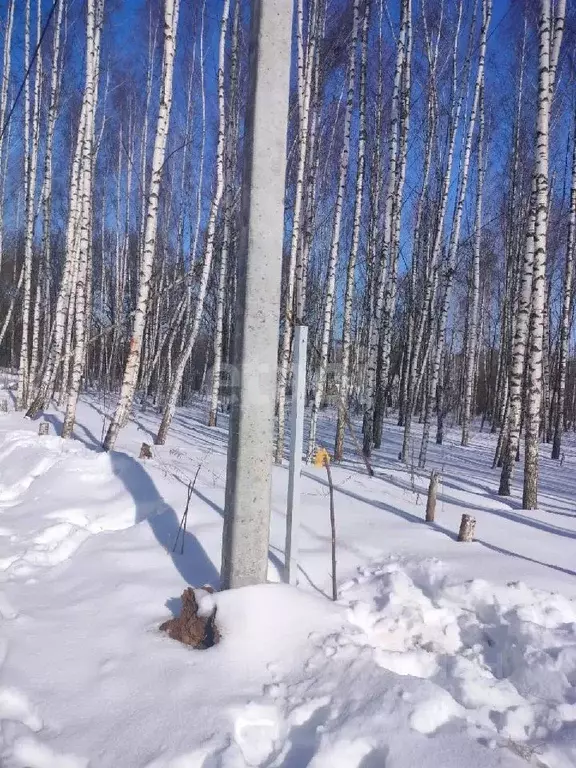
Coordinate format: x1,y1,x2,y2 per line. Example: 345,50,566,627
173,465,201,556
324,455,337,602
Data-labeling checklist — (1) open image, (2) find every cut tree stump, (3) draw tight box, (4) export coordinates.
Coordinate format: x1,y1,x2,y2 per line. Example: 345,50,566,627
139,442,153,459
458,514,476,542
38,422,49,436
0,399,7,412
425,470,438,522
160,587,219,649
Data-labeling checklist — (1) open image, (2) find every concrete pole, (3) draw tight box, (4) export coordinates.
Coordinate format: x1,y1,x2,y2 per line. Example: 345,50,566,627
221,0,292,589
284,324,308,585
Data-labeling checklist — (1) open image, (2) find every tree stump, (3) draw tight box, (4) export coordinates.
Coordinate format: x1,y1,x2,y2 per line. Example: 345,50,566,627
139,442,153,459
0,399,7,413
458,514,476,542
160,587,219,649
425,470,438,522
38,422,49,436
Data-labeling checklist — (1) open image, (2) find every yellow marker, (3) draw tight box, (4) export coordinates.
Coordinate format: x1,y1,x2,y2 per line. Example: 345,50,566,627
313,447,330,468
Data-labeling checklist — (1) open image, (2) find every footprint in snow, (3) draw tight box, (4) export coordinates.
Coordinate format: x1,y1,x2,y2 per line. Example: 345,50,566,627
45,508,89,527
0,688,43,732
232,702,284,766
8,735,88,768
0,592,18,619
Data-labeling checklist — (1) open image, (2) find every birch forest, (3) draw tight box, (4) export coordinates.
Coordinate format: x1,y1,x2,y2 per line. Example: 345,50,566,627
0,0,574,510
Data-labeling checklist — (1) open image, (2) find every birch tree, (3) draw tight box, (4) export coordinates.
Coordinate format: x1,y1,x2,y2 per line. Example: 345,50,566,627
492,19,528,468
461,82,485,446
499,185,536,495
307,0,360,459
191,0,207,266
274,0,320,463
62,0,103,438
208,0,240,428
104,0,180,451
399,0,444,463
155,0,230,446
334,0,370,461
362,0,410,457
0,0,14,275
373,0,412,449
16,0,42,409
30,0,65,387
523,0,565,508
551,116,576,460
419,0,491,465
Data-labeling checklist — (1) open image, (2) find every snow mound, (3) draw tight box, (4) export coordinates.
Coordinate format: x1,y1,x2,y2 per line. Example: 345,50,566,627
0,431,167,578
1,420,576,767
340,558,576,767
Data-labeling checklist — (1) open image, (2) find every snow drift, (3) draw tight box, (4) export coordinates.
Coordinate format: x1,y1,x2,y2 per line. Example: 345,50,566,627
0,418,575,767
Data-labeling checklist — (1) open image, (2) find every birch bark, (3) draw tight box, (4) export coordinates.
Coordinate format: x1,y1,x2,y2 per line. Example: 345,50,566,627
461,81,485,446
155,0,230,446
274,0,319,463
334,0,370,461
62,0,103,438
208,0,240,428
104,0,180,450
0,0,14,275
17,0,42,409
523,0,565,509
307,0,360,459
362,0,412,456
419,0,491,463
551,117,576,460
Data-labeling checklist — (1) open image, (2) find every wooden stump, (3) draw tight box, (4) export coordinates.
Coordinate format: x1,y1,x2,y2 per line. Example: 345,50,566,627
160,587,219,649
425,470,438,522
0,399,7,413
38,422,49,436
458,514,476,542
139,442,153,459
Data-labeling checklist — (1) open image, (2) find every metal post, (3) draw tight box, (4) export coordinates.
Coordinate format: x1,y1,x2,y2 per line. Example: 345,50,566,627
284,324,308,585
221,0,292,589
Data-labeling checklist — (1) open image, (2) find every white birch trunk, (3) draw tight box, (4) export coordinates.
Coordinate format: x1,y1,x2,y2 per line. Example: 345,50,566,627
61,0,102,438
499,185,537,495
307,0,360,459
373,0,412,449
362,0,410,456
523,0,564,509
0,0,14,275
104,0,180,450
17,0,42,409
334,0,369,461
30,0,65,391
419,0,491,462
138,13,158,261
462,83,486,446
208,0,240,428
26,95,88,416
552,115,576,459
155,0,230,446
191,0,207,264
274,0,319,463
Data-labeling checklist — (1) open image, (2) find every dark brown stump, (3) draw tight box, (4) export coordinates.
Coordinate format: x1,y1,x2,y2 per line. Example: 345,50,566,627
160,587,220,649
38,422,49,436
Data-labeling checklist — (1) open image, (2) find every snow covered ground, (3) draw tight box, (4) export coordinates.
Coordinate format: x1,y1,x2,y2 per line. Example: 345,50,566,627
1,391,576,767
